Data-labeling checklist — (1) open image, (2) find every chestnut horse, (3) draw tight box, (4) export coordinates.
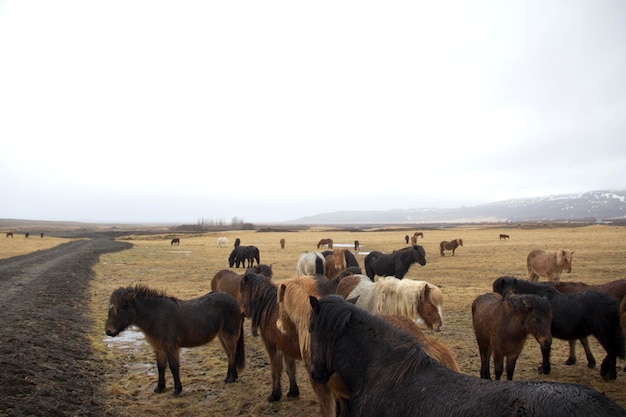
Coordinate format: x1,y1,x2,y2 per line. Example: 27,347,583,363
499,234,510,240
317,238,333,249
440,238,463,256
211,264,273,307
307,295,626,417
105,285,245,395
472,292,552,380
239,272,302,402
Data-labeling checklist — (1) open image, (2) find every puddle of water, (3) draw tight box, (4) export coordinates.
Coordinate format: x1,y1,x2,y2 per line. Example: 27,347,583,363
104,327,146,349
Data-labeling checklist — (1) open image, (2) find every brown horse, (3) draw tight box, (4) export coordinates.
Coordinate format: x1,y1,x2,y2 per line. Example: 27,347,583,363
170,237,180,246
440,238,463,256
211,265,273,310
105,285,245,395
354,240,360,251
280,238,285,249
277,276,458,417
472,292,552,380
317,238,334,249
5,232,13,238
404,235,410,244
239,272,302,402
499,234,510,240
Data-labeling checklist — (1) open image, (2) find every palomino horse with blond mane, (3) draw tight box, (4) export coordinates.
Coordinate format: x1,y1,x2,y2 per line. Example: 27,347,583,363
277,276,458,417
336,274,443,331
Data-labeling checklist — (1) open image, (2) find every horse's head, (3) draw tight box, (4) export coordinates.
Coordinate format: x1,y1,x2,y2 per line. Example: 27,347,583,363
105,287,138,337
418,284,443,332
511,295,553,350
412,245,427,266
492,276,518,296
557,249,574,273
308,295,350,385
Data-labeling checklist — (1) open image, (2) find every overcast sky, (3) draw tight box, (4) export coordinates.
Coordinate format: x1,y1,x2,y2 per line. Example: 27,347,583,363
1,1,625,224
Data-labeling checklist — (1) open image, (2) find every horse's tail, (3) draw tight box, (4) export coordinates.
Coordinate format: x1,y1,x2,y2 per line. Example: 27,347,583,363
236,313,246,370
439,241,445,256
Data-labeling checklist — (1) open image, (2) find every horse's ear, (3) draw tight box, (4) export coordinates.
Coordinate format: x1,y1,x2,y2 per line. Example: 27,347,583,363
278,283,286,303
310,295,320,314
346,296,359,305
422,284,431,300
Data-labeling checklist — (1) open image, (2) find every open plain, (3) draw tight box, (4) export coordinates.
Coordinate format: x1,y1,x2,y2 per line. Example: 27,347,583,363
1,224,625,416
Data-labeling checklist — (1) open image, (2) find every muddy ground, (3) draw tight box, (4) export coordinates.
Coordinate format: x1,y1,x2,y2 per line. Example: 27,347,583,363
0,238,131,417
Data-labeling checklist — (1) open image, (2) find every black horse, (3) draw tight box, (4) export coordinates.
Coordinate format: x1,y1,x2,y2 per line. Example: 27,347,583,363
308,295,626,417
492,276,625,380
364,245,426,281
228,245,260,268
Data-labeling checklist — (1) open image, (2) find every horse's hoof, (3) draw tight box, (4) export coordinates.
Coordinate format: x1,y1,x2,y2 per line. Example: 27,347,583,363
587,361,597,369
173,388,182,396
154,386,165,394
537,365,551,375
565,358,576,366
267,393,281,402
287,388,300,398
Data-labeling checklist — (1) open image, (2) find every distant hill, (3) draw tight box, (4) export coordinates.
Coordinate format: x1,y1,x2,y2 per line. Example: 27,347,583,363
287,190,626,225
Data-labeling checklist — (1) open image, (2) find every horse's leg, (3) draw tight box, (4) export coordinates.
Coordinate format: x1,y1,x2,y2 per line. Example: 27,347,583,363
218,333,239,383
493,352,505,380
451,248,455,256
283,356,300,398
154,350,168,393
167,350,183,395
478,346,492,379
268,348,284,402
505,354,521,381
538,343,552,375
565,340,577,365
579,337,596,368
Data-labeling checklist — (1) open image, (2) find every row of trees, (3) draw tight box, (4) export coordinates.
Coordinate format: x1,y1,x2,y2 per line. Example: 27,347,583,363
173,217,254,232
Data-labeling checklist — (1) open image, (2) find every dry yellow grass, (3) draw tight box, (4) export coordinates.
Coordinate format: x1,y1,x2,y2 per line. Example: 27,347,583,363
6,225,626,416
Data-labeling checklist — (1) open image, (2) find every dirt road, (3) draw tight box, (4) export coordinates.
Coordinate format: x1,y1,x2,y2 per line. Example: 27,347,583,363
0,239,131,417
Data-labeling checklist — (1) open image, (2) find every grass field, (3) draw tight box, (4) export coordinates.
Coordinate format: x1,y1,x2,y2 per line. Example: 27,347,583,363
3,224,626,416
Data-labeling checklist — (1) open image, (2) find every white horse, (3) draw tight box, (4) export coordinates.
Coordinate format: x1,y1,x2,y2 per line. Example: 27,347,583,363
296,252,326,276
217,237,228,248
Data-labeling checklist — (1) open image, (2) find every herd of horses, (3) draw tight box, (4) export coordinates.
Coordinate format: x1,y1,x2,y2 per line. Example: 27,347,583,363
103,234,626,416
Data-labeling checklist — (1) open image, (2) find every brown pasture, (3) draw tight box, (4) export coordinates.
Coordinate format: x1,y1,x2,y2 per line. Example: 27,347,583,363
6,225,626,416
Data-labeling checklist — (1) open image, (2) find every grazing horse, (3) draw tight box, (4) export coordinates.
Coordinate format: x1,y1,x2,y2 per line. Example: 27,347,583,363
217,237,228,248
414,231,424,239
499,234,510,240
280,238,285,249
5,232,12,238
440,238,463,256
527,248,574,282
317,238,333,249
228,245,260,268
364,245,426,280
336,274,443,331
105,285,245,395
276,277,458,417
307,295,626,417
296,252,325,276
170,237,180,246
239,273,302,402
549,278,626,369
354,240,360,251
492,276,625,380
472,292,552,380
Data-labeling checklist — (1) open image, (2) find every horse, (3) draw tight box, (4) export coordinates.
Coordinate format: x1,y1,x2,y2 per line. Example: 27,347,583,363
336,274,443,331
492,276,625,380
499,234,510,240
296,252,325,276
404,235,409,244
364,245,426,280
211,265,274,307
234,237,241,247
239,272,302,402
105,285,245,395
317,238,333,249
472,292,552,380
276,277,458,417
548,278,626,369
5,232,12,238
217,236,228,247
170,237,180,246
440,238,462,256
40,232,44,238
228,245,260,268
354,240,360,251
621,298,626,342
410,234,417,245
280,238,285,249
307,295,626,417
414,231,424,239
527,249,574,282
24,232,29,238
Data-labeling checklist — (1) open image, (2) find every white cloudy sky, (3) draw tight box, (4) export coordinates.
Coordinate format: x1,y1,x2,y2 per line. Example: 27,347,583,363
1,1,625,224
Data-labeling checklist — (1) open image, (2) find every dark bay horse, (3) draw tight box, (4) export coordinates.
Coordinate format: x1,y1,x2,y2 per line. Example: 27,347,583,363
492,276,625,380
549,278,626,368
239,272,302,402
440,238,463,256
228,245,260,268
364,245,426,281
499,234,510,240
170,237,180,246
105,285,245,395
307,295,626,417
472,292,552,380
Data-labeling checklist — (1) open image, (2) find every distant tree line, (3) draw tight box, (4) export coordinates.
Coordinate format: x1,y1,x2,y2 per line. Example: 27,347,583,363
172,217,254,232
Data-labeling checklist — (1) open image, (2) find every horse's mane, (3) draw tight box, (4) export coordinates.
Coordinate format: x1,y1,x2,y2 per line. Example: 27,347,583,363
495,276,558,297
242,273,277,331
278,276,319,363
315,295,432,385
376,278,419,319
507,293,552,315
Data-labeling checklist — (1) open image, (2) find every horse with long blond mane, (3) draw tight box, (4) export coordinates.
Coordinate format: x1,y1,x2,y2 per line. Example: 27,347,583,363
335,274,443,331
